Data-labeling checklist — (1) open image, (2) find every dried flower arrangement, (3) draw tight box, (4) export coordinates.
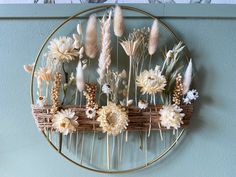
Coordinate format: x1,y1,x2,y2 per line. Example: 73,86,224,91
24,5,199,170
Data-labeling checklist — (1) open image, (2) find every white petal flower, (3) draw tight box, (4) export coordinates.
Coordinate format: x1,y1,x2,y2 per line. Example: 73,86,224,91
102,83,111,94
52,109,78,135
138,100,148,109
183,89,199,104
48,36,79,62
136,65,166,95
37,96,47,107
86,108,96,119
159,105,185,129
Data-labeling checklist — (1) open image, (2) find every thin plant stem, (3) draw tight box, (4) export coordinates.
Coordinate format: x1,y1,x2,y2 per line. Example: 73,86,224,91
80,131,85,164
74,90,78,105
87,58,91,82
145,131,148,166
116,36,119,71
126,56,132,105
90,131,96,163
58,133,62,153
79,91,83,107
111,136,116,167
45,81,49,103
69,133,72,152
148,55,152,69
119,132,123,164
107,133,110,170
75,131,79,157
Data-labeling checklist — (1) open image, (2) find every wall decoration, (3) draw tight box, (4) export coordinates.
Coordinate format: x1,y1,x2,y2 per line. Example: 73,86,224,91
24,5,199,173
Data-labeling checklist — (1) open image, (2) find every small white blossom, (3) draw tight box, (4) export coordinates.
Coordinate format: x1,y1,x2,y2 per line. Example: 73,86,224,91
37,96,47,107
102,83,111,94
183,89,199,104
86,108,96,119
138,100,148,109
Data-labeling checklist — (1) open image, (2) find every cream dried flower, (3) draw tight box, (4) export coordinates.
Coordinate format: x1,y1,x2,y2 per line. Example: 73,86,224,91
148,19,159,56
48,36,79,62
136,65,166,95
120,39,140,56
159,105,185,129
52,109,78,135
36,67,52,81
97,103,129,136
23,63,34,73
86,108,97,119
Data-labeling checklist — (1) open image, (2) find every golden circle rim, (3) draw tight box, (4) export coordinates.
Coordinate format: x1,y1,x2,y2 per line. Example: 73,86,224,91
30,4,190,174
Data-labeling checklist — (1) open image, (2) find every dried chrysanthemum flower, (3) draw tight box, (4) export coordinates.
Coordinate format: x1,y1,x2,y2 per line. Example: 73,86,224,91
159,104,185,129
172,73,184,105
136,65,166,95
52,109,78,135
48,36,79,62
97,103,129,136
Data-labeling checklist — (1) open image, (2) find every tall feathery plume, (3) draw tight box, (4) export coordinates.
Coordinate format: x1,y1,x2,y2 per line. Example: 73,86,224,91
114,5,124,70
85,14,98,59
183,59,192,95
75,61,85,106
148,19,159,69
97,11,112,169
114,5,124,37
97,11,112,85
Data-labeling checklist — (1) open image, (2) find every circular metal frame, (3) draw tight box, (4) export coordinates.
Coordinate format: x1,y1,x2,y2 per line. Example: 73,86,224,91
30,5,190,174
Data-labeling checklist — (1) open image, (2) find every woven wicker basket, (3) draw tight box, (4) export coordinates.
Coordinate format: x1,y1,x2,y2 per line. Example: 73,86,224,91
32,105,193,131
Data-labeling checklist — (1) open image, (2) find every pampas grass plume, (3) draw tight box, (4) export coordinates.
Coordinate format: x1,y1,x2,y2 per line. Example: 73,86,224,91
114,5,124,37
148,19,159,55
76,61,85,92
85,14,98,59
183,59,192,94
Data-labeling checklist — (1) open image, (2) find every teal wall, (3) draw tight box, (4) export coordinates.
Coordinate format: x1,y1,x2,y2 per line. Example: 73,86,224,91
0,4,236,177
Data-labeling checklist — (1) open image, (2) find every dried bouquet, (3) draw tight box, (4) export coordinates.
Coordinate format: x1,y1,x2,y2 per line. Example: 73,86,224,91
24,5,198,169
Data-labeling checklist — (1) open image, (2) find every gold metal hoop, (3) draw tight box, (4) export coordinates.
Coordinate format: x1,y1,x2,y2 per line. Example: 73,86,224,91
30,4,190,174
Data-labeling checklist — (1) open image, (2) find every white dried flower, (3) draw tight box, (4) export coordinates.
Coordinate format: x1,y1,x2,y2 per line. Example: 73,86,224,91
86,108,96,119
73,34,81,49
114,5,124,37
102,83,111,94
85,14,98,59
138,100,148,109
118,69,127,78
37,96,47,107
136,65,166,95
23,63,34,73
148,19,159,56
159,105,185,129
48,36,79,62
183,89,199,104
97,103,129,136
120,39,140,57
52,109,78,135
36,67,52,82
127,99,133,106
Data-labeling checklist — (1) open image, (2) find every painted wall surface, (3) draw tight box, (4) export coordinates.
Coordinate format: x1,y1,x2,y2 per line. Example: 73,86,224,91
0,4,236,177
